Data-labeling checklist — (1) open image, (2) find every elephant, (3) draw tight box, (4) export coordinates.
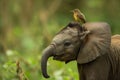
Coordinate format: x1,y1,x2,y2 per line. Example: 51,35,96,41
41,22,120,80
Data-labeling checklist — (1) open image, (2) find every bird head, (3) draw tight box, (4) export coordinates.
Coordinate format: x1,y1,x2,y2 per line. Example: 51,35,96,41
71,9,81,14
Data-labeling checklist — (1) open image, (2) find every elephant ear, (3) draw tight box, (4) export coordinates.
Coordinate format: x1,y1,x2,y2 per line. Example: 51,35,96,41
77,22,111,64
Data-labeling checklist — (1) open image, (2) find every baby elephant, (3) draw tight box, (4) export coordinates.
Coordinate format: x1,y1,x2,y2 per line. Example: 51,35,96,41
41,22,120,80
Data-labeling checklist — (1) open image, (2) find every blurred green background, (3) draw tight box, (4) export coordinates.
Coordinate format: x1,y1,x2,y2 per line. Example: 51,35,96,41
0,0,120,80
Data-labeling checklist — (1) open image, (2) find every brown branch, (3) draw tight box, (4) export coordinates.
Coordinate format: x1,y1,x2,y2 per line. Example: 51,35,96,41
16,60,29,80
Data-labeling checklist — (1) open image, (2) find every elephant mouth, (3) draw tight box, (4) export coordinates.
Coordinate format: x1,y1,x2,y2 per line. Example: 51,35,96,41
53,54,65,61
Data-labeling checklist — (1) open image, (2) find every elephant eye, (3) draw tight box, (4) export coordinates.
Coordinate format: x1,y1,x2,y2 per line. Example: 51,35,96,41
64,41,71,47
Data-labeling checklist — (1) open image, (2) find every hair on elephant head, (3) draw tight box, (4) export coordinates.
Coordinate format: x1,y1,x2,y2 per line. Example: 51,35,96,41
41,21,118,80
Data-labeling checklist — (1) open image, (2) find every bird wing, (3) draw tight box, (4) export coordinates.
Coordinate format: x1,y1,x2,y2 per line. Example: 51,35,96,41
77,14,86,23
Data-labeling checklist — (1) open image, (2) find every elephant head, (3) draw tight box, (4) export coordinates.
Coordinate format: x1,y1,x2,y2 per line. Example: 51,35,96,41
41,22,111,78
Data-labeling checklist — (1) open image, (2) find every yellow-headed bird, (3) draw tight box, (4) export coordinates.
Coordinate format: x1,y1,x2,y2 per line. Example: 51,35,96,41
71,9,86,24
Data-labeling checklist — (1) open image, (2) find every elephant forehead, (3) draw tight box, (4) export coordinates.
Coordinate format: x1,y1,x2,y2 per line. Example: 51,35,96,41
53,34,71,41
52,27,78,43
61,27,78,36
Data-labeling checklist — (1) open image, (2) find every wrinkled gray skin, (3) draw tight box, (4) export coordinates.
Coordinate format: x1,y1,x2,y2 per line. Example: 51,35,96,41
41,22,120,80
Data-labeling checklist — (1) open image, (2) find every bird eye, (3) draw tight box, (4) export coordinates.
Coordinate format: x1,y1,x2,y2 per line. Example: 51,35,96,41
64,41,71,46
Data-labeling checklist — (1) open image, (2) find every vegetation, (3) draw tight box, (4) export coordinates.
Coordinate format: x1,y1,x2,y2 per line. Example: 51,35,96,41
0,0,120,80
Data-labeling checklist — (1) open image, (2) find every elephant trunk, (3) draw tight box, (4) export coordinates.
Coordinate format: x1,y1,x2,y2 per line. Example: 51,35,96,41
41,45,55,78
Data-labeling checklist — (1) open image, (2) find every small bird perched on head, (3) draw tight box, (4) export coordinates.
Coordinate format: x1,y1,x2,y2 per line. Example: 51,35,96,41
71,9,86,25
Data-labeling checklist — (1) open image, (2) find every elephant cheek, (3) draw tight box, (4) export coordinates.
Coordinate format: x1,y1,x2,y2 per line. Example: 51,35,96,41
63,51,77,62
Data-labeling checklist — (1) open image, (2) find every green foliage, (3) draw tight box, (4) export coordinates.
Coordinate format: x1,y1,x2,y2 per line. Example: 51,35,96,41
0,51,78,80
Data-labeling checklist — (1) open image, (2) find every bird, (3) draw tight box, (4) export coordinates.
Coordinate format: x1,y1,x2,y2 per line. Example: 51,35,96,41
71,9,86,25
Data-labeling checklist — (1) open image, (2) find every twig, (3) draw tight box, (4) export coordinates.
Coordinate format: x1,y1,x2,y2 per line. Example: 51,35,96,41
16,60,29,80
